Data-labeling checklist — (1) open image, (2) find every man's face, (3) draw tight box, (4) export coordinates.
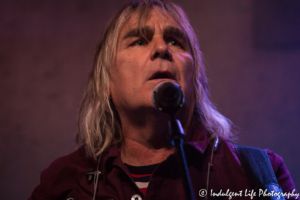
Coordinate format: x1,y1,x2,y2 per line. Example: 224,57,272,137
110,9,195,117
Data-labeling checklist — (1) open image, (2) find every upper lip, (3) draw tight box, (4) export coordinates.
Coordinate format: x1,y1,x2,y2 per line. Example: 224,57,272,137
149,71,176,80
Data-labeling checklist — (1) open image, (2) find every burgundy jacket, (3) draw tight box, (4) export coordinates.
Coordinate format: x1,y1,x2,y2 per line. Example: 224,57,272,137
29,129,297,200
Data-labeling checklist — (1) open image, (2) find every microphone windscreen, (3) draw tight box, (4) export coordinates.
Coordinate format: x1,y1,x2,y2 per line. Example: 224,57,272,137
151,81,184,114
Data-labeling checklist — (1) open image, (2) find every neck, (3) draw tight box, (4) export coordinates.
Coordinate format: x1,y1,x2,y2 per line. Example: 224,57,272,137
119,107,193,166
119,108,172,166
121,138,175,166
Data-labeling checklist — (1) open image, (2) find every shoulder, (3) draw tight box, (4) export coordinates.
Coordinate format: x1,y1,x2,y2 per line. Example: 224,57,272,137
29,146,97,200
264,149,283,175
47,146,94,171
226,142,297,194
225,142,284,173
42,146,96,184
264,149,297,193
227,142,297,194
228,143,284,172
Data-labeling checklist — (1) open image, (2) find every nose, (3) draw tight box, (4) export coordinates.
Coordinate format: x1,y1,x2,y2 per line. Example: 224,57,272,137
150,36,172,61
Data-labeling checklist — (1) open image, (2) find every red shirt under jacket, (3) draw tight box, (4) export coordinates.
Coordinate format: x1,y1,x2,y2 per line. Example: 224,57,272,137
29,129,297,200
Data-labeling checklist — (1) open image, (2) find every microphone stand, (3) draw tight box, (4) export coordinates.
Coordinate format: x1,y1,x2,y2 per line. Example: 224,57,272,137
151,81,195,200
169,115,196,200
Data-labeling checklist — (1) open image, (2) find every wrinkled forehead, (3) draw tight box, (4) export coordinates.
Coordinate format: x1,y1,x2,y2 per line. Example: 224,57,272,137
127,8,173,28
118,6,187,40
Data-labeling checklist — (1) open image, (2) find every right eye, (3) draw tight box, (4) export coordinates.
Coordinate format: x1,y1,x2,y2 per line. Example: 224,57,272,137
131,38,147,46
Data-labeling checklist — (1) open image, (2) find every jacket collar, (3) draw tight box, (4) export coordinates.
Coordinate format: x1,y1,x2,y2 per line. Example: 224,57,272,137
100,125,210,173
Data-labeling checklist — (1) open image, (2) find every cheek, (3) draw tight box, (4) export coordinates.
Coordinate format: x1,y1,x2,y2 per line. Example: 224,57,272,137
177,53,194,84
110,52,144,94
185,56,194,81
185,57,195,100
110,56,128,97
175,53,195,99
111,54,133,84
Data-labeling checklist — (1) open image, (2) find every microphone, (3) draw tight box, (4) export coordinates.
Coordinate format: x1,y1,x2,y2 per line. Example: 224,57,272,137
152,82,194,200
151,81,184,115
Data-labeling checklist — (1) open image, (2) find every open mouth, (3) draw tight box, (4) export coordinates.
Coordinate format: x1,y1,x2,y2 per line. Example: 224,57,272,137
150,71,175,80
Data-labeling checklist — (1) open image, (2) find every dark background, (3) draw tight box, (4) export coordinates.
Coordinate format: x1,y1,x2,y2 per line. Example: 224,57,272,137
0,0,299,199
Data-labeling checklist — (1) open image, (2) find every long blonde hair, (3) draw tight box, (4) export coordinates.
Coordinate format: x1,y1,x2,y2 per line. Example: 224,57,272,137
77,0,233,159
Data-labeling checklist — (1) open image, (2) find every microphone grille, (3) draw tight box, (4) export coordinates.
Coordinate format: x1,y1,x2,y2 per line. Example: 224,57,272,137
151,81,184,114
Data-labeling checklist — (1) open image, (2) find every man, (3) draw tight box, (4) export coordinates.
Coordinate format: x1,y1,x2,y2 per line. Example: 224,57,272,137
29,0,297,199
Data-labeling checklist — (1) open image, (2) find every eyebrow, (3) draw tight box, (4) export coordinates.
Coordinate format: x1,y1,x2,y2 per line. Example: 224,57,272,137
163,25,186,40
121,25,186,41
122,26,153,40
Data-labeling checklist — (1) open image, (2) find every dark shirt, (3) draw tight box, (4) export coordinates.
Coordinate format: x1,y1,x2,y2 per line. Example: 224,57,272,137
29,129,297,200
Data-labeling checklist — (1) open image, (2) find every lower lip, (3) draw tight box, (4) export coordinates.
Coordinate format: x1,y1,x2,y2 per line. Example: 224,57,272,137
148,79,176,84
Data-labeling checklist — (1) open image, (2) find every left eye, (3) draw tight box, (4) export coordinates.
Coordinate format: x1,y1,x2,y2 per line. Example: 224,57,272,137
168,39,182,48
170,40,179,45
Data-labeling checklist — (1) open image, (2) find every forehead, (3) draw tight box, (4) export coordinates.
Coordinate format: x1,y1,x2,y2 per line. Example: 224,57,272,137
119,8,180,36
